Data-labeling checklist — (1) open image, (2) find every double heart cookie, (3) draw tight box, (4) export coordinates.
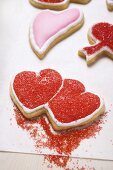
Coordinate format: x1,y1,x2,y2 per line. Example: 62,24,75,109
78,22,113,65
106,0,113,11
10,69,105,131
29,8,84,59
29,0,91,11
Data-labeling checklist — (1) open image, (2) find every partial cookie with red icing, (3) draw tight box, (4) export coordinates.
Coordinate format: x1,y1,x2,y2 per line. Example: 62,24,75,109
29,8,84,59
10,69,105,131
106,0,113,11
29,0,91,11
78,22,113,65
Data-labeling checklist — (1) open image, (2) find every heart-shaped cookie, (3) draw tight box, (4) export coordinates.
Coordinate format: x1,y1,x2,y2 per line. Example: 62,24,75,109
10,69,105,131
29,0,91,10
47,79,104,130
78,22,113,65
10,69,62,118
29,8,84,59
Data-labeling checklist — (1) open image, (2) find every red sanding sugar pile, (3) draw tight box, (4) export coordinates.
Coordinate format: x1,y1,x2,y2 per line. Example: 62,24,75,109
14,105,105,169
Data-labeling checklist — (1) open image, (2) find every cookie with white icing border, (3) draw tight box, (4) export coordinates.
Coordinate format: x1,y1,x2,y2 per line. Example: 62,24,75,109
10,69,105,131
106,0,113,11
29,0,91,11
29,8,84,59
78,22,113,65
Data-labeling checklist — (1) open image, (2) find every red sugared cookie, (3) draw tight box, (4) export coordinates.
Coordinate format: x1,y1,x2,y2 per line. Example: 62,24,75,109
10,69,105,131
29,0,91,11
78,22,113,65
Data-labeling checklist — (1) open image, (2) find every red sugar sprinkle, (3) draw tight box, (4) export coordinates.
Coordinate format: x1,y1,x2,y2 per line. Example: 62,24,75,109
14,106,105,169
44,155,69,168
44,155,96,170
84,23,113,55
77,167,86,170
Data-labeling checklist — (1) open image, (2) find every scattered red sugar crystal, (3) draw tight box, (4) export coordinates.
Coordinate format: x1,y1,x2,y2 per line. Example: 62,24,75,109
44,155,69,168
14,105,106,169
44,155,96,170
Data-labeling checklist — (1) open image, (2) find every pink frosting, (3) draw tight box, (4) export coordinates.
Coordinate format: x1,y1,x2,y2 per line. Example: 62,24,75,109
32,9,80,48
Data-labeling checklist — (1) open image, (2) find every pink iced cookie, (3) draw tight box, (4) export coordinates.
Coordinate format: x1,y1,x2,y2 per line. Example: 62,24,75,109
30,8,84,59
29,0,91,11
10,69,105,131
78,22,113,65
